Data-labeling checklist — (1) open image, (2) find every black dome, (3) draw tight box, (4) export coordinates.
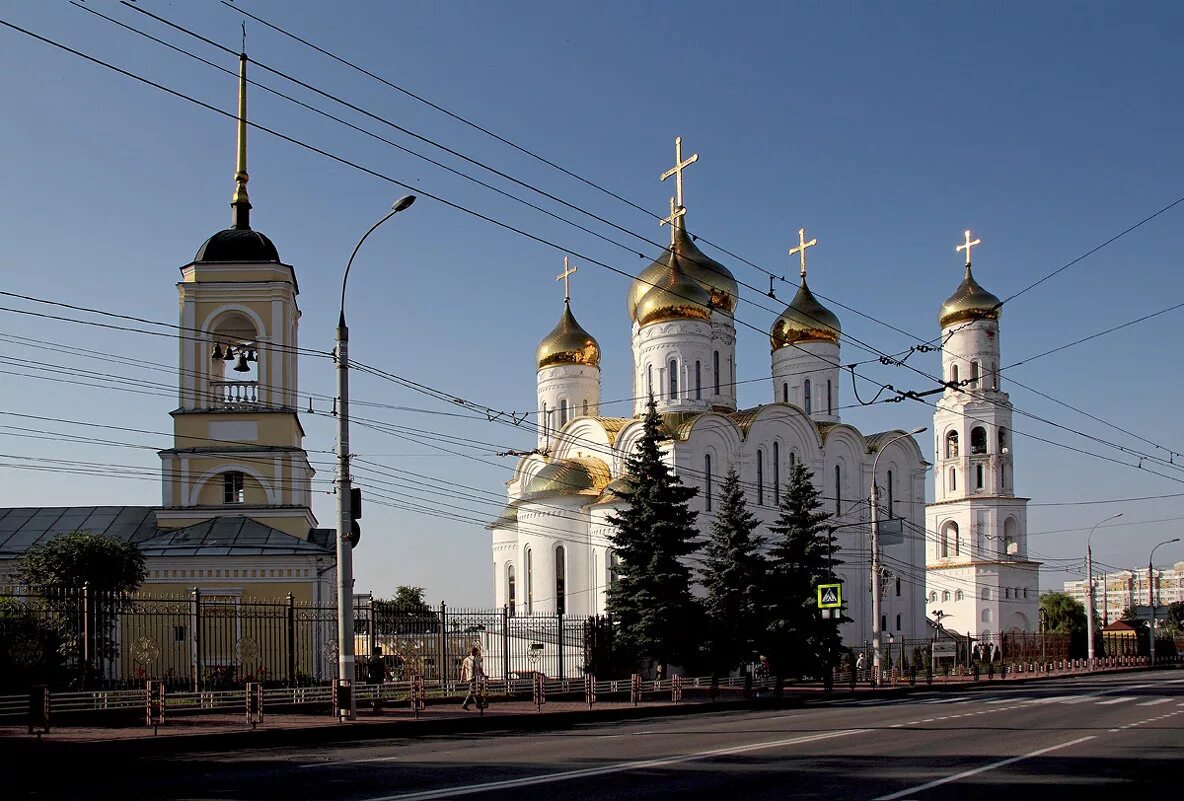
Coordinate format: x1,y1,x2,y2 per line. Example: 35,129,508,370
194,228,280,263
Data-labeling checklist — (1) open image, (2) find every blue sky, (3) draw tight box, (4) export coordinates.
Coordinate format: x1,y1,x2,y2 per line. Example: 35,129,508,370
1,1,1183,605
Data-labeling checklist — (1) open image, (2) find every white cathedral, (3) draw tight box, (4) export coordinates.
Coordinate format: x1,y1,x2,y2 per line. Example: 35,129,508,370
488,141,1038,646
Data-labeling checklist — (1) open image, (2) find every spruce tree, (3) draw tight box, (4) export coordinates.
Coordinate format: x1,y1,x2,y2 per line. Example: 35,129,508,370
763,462,841,689
606,397,701,670
700,467,766,676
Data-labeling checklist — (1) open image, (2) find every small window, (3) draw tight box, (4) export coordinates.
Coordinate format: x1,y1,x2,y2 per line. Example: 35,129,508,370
782,382,789,403
756,450,764,506
970,360,980,387
1023,587,1029,599
713,351,720,395
507,564,517,615
669,359,678,400
895,577,901,596
804,379,813,415
705,454,713,512
827,379,833,416
895,614,901,631
607,549,620,586
982,587,991,601
970,426,987,454
647,364,653,397
949,467,957,492
1005,587,1012,599
982,608,993,623
695,361,702,400
942,590,950,602
582,399,588,416
525,547,534,615
881,614,887,631
772,443,780,506
834,465,841,515
998,427,1007,453
975,464,984,489
555,546,566,615
560,398,568,426
929,591,937,603
945,430,959,458
991,362,999,390
951,363,959,384
955,590,964,601
541,402,548,439
886,469,894,516
223,471,245,504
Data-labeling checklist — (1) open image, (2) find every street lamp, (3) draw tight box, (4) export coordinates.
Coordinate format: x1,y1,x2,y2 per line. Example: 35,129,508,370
871,426,925,686
335,195,416,719
1148,537,1180,667
1085,512,1122,662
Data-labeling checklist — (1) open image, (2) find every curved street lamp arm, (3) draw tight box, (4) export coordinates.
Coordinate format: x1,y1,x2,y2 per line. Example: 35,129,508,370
340,207,401,323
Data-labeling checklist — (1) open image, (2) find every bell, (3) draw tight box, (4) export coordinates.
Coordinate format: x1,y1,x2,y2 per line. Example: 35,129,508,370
223,346,236,360
233,353,251,373
211,343,224,361
247,349,258,362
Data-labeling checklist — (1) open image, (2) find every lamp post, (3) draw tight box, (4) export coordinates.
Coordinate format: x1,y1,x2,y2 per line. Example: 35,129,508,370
871,426,925,686
1148,537,1180,667
336,195,416,719
1085,512,1123,662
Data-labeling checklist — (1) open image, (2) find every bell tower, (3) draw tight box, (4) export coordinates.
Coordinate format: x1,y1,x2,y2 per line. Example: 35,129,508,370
157,53,316,539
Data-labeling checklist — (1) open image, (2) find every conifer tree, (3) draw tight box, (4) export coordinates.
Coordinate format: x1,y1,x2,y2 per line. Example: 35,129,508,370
606,397,701,669
700,467,766,676
763,462,841,689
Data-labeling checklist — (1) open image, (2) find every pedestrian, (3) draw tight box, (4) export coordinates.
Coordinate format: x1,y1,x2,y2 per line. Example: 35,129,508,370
367,645,386,713
460,646,485,710
856,651,866,679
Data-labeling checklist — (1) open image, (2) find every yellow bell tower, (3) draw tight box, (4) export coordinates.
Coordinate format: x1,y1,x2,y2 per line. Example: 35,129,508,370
157,52,316,539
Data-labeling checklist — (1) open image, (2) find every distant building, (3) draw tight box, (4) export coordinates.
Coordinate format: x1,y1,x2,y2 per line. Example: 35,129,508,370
1063,561,1184,624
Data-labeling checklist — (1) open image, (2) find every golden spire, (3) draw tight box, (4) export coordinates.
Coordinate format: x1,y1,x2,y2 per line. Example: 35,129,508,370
788,227,818,279
956,229,981,267
556,255,577,303
660,135,698,211
659,197,687,246
230,51,252,230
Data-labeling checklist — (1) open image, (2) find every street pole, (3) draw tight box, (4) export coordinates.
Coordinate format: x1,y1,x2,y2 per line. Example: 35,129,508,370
335,196,416,720
1085,513,1122,662
1147,537,1180,667
870,426,924,687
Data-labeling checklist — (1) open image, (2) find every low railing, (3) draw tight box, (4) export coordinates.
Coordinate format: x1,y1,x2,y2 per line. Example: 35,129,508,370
209,380,259,408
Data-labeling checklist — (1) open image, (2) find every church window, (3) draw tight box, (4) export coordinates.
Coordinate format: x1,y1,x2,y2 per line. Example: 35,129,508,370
929,591,937,603
990,362,999,390
834,465,841,515
949,467,957,492
223,471,245,504
541,402,548,440
1005,587,1011,599
669,359,678,400
789,451,797,469
895,614,901,631
555,546,566,615
782,382,788,403
982,608,992,623
827,379,833,415
582,399,588,416
941,521,958,558
942,591,950,602
705,454,713,512
525,547,534,615
951,363,959,384
560,399,568,426
647,364,653,397
998,427,1008,453
713,351,720,395
895,576,901,596
608,549,620,587
695,361,702,400
756,451,764,506
1023,587,1028,599
955,590,964,601
970,427,987,455
982,587,991,601
975,464,984,490
772,443,780,505
945,430,959,458
886,470,894,516
970,361,980,387
881,615,887,631
507,564,516,616
804,379,813,415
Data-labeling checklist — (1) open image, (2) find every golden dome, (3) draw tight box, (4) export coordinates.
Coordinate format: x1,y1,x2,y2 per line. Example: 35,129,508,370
593,474,635,505
939,264,1001,328
628,220,737,320
770,278,842,349
522,457,611,501
536,302,601,370
635,251,713,327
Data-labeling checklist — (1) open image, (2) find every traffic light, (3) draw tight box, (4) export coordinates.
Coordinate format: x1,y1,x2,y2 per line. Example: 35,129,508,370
349,486,362,547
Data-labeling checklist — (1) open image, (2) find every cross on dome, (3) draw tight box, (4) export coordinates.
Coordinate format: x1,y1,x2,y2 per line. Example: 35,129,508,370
788,227,818,279
659,197,687,246
956,229,981,267
660,136,699,211
556,255,577,303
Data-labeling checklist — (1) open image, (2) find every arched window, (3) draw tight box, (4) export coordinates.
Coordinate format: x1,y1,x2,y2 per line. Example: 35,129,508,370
990,362,998,390
541,402,548,440
982,587,991,601
975,464,984,490
834,464,841,514
955,590,964,601
953,521,961,556
507,564,516,615
804,379,813,414
970,427,987,454
942,590,950,602
789,451,797,469
713,350,720,395
929,591,938,603
782,382,789,403
773,443,780,506
695,361,702,400
886,469,894,516
970,360,980,387
669,359,678,400
998,427,1008,453
1004,517,1019,556
895,577,901,596
581,399,588,416
607,549,619,586
949,467,957,492
827,379,833,415
1005,587,1011,599
756,450,764,506
560,398,569,426
945,430,959,458
941,521,958,558
525,547,534,615
223,471,245,504
704,454,713,512
895,614,902,631
982,608,993,623
951,363,959,384
555,546,566,615
646,364,653,397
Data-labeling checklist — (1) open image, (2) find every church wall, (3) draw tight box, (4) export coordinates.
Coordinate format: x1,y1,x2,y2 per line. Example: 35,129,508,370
537,364,600,451
632,319,715,416
771,341,840,423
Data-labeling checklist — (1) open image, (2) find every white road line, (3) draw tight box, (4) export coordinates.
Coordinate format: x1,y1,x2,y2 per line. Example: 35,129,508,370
350,728,867,801
873,735,1096,801
1136,698,1171,707
1057,696,1096,705
1097,697,1136,705
922,696,970,704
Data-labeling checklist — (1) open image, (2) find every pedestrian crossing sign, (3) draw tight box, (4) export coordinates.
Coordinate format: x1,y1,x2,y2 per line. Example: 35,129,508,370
817,583,842,609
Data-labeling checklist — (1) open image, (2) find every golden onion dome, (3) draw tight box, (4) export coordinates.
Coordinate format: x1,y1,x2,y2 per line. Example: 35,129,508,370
939,264,1001,329
627,219,738,321
536,302,601,370
593,475,635,505
770,277,842,349
522,457,611,501
635,252,713,328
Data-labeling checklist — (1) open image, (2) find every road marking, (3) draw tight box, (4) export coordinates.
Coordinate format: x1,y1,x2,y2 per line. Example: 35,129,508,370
873,735,1096,801
1097,697,1136,705
351,728,867,800
1057,696,1096,705
922,696,970,704
1136,698,1171,707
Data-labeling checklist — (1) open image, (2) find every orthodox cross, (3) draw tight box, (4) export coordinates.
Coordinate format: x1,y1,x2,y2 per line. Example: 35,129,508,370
956,229,981,266
660,136,698,210
659,197,687,246
788,227,818,279
556,255,577,302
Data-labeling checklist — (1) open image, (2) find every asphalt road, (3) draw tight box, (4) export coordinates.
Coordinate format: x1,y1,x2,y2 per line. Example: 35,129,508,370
22,671,1184,800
